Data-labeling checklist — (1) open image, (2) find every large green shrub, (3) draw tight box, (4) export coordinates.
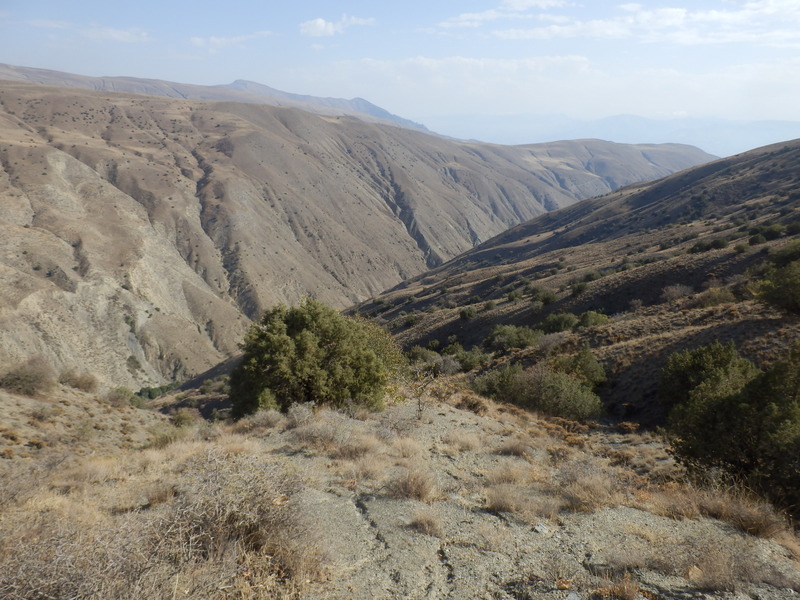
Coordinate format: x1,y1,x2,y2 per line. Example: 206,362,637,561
549,345,606,388
662,342,800,513
541,312,579,333
229,298,403,418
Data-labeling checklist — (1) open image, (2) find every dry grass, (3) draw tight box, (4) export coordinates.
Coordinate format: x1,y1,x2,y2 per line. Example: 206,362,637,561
495,436,534,459
593,573,640,600
555,459,619,512
331,433,383,460
409,507,442,537
389,466,438,502
0,448,327,599
392,435,424,458
642,482,789,538
485,484,526,514
487,460,544,485
443,430,481,452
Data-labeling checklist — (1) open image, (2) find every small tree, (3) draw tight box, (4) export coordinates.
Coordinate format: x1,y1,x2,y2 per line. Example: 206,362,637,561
229,298,403,418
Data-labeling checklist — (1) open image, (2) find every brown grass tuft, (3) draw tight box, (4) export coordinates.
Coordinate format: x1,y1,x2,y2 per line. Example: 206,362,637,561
443,430,480,452
389,466,438,502
409,507,442,537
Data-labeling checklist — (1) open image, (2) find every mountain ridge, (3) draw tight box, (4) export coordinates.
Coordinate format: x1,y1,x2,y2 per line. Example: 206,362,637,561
0,62,429,132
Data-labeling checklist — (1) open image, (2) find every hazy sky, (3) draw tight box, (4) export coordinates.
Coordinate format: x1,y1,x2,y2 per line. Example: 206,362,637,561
2,1,800,145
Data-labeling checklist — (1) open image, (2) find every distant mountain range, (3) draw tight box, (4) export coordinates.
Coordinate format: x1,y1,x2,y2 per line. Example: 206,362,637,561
0,63,428,133
423,113,800,158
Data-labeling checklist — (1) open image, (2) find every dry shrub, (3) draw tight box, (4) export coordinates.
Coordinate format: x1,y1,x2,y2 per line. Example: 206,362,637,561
443,430,480,452
485,484,527,514
0,356,56,396
661,284,694,302
331,433,382,460
496,436,534,459
105,386,135,407
488,461,543,485
145,423,189,449
230,408,284,434
389,466,437,502
0,449,326,598
285,402,315,429
340,454,387,487
455,392,488,415
645,483,787,538
292,420,339,452
555,459,618,512
59,369,99,392
594,573,640,600
409,507,442,537
393,435,424,458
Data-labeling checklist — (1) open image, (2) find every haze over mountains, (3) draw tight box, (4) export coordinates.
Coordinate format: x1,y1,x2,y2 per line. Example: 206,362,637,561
426,113,800,159
0,71,714,388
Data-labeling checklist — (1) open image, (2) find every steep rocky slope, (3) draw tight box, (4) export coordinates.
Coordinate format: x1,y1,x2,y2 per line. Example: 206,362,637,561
0,80,712,388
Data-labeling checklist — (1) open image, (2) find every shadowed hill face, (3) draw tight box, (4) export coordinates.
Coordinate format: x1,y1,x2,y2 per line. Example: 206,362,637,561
0,80,712,388
358,139,800,423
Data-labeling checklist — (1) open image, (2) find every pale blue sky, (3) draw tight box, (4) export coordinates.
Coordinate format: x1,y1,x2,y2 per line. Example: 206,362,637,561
2,1,800,149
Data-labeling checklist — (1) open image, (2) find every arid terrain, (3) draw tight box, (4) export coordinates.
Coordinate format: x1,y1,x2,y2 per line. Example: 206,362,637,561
0,78,712,389
1,380,799,600
1,69,799,600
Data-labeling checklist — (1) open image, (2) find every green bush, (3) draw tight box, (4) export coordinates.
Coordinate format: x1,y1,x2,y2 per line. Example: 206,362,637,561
540,312,579,333
548,345,606,388
472,364,602,421
229,298,404,418
758,259,800,314
664,343,800,512
659,341,758,411
483,324,542,352
459,307,477,320
472,363,523,399
539,289,558,305
694,286,736,308
770,241,800,267
577,310,609,328
455,347,490,372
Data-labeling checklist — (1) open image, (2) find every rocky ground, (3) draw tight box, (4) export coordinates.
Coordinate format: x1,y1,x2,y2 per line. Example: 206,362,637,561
2,381,796,599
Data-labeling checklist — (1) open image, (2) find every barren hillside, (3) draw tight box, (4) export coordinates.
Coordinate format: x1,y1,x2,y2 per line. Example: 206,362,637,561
0,79,712,388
